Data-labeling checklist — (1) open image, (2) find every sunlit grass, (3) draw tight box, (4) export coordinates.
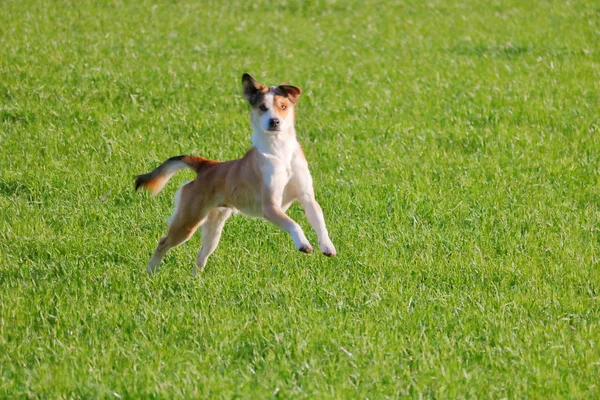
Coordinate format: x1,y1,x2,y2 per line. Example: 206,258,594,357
1,0,599,397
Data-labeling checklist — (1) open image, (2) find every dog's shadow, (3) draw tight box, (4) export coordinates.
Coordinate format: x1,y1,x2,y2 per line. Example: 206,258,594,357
0,180,36,202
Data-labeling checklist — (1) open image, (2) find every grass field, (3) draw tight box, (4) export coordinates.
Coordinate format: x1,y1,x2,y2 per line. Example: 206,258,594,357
1,0,599,397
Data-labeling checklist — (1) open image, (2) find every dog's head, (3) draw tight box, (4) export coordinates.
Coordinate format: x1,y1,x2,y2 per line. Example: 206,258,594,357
242,73,302,134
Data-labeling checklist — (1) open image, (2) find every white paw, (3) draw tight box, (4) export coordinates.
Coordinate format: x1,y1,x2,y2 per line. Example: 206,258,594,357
297,243,313,254
320,241,336,257
146,261,159,274
192,264,205,276
292,231,312,254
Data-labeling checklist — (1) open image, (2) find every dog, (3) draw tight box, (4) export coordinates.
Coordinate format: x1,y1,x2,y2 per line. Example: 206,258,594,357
135,73,336,275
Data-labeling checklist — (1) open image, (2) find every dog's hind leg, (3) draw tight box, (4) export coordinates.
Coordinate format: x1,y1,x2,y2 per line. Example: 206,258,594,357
146,216,205,273
146,183,207,273
193,207,233,275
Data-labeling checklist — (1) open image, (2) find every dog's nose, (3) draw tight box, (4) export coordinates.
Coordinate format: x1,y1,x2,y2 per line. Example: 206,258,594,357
269,118,281,129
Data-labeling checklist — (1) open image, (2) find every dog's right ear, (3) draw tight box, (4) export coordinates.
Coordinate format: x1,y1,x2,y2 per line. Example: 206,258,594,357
242,73,266,105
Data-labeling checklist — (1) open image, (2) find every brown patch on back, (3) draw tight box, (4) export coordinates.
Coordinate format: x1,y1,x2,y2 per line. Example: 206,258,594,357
135,155,221,195
180,148,265,216
181,155,220,173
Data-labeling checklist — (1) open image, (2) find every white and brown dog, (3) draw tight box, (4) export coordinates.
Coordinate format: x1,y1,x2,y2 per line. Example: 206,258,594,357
136,73,336,274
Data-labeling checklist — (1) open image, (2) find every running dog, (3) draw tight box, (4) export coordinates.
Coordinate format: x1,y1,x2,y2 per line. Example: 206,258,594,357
135,73,336,274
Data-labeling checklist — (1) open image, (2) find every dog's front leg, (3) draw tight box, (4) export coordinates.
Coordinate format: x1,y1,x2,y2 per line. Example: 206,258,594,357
260,158,312,253
298,194,336,257
288,154,336,257
263,201,312,253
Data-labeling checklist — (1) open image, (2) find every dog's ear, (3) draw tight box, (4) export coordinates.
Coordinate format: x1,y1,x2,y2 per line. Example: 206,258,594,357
278,84,302,104
242,73,266,105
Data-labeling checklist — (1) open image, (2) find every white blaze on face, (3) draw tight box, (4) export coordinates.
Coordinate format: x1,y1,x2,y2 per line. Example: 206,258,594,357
260,91,276,132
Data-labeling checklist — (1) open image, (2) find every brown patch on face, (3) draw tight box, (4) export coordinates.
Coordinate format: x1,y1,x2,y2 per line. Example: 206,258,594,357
273,94,294,120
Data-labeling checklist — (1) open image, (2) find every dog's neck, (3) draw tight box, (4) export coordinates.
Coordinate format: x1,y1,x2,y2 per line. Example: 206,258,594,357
252,125,298,162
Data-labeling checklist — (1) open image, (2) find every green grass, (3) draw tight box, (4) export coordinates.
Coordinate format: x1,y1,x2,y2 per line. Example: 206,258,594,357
1,0,599,397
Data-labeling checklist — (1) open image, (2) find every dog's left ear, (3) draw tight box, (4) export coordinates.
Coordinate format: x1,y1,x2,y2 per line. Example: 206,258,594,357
278,85,302,104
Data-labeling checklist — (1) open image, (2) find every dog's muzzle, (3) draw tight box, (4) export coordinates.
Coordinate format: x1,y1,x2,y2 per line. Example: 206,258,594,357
268,118,281,131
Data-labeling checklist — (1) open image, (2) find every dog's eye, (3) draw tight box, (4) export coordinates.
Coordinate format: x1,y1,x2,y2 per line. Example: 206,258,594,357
259,104,268,112
281,104,287,110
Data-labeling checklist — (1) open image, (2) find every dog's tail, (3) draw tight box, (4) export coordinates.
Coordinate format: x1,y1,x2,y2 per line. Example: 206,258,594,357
135,155,218,195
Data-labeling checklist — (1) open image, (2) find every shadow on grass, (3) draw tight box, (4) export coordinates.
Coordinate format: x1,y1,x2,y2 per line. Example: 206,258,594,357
0,180,36,201
451,41,530,58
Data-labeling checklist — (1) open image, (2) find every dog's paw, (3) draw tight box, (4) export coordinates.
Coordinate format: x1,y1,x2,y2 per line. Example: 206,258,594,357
298,244,313,254
320,241,336,257
146,265,158,274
